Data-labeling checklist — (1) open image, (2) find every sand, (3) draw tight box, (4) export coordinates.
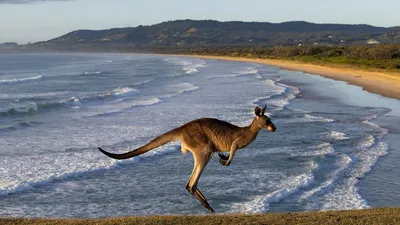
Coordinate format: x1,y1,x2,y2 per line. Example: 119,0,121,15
182,55,400,100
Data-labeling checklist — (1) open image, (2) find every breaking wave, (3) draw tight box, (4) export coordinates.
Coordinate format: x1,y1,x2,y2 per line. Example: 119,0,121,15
0,75,42,85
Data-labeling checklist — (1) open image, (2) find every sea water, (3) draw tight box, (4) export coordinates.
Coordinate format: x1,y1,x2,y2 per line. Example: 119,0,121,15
0,53,399,217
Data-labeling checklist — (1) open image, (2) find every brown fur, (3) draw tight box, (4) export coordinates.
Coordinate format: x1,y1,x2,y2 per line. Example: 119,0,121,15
98,105,276,213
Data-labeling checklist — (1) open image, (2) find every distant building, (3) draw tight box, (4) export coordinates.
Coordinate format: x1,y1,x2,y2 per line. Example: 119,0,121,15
367,39,380,44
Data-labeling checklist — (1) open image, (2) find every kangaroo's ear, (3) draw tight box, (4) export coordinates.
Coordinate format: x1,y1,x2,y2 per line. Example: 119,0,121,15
261,105,267,115
255,106,262,117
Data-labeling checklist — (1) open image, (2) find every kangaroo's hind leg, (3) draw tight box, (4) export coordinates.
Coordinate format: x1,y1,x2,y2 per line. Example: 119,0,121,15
185,148,215,213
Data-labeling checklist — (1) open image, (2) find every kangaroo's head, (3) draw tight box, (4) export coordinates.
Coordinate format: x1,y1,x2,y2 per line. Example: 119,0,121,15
254,105,276,132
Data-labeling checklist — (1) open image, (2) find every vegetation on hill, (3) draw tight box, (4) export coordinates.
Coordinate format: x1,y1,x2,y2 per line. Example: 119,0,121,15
33,20,400,49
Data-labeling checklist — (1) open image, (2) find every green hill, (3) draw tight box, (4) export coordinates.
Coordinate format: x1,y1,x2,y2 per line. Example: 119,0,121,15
30,20,400,51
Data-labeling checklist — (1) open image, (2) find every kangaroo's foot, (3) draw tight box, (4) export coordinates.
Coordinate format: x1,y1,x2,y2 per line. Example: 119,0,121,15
186,185,215,214
218,153,229,160
218,153,231,166
219,158,231,166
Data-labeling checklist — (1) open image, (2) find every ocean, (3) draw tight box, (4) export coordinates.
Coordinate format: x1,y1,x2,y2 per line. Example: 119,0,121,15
0,53,400,218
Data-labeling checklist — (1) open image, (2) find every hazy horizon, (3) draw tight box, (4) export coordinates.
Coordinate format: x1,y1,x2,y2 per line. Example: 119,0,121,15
1,0,400,44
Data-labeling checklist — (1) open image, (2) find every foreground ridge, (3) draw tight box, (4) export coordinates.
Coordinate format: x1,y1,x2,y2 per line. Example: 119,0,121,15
1,208,399,225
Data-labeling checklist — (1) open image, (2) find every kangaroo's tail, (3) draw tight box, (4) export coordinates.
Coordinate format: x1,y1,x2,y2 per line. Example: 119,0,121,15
98,127,181,160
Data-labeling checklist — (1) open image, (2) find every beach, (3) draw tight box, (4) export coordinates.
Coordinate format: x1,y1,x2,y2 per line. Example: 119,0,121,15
183,55,400,100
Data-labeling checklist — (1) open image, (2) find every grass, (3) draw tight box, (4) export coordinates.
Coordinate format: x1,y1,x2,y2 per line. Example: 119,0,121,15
1,208,400,225
288,56,400,75
243,54,400,75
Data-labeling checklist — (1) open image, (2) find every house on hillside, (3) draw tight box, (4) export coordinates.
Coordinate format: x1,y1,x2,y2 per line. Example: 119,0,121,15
367,39,380,44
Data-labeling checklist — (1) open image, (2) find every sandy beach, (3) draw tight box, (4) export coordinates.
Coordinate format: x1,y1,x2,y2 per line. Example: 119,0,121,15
182,55,400,100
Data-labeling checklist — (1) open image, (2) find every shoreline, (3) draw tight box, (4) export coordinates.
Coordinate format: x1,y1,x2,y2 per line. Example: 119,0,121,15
180,55,400,100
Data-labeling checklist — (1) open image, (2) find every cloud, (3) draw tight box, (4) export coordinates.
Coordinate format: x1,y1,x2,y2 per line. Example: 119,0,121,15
0,0,73,4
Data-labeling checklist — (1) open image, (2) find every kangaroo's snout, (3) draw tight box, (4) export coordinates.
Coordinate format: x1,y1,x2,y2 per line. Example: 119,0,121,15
267,125,276,132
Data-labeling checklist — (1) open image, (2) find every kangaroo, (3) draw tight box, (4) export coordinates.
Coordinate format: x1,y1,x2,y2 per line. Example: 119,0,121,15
98,105,276,213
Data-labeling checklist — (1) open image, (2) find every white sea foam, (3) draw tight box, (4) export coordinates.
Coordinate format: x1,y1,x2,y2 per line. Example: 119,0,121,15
84,71,102,75
314,120,389,211
301,155,352,200
351,140,389,178
235,67,259,75
0,143,179,196
230,173,315,213
112,87,140,97
174,82,199,93
162,83,199,98
304,114,334,123
0,94,9,99
318,177,369,211
357,134,375,150
251,81,286,105
0,152,116,196
164,57,206,75
291,143,335,157
69,96,82,106
67,71,103,76
362,119,389,139
255,80,301,111
316,132,388,210
184,68,198,74
84,98,161,118
132,80,153,86
8,102,38,113
264,80,288,94
304,122,389,211
0,75,42,84
323,131,349,141
133,98,162,106
292,108,312,113
207,66,260,79
278,82,301,95
0,91,68,101
100,87,140,98
265,94,296,109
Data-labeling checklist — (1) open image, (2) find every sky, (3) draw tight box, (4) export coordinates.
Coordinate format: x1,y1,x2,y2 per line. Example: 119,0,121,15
1,0,400,44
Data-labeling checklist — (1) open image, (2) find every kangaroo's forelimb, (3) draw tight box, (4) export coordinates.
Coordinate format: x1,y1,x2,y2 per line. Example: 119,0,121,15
219,140,239,166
